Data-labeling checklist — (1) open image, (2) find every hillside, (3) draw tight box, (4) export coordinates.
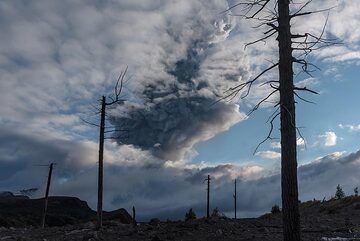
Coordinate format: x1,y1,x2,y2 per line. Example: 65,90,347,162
1,196,360,240
0,193,131,227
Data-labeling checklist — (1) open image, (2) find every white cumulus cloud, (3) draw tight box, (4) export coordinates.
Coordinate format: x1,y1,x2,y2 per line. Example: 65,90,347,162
319,131,337,147
339,124,360,132
256,151,281,160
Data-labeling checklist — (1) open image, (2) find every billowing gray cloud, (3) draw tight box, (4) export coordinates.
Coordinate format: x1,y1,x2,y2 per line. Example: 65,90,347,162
110,99,244,161
106,0,247,161
0,0,360,223
0,0,247,163
1,126,360,221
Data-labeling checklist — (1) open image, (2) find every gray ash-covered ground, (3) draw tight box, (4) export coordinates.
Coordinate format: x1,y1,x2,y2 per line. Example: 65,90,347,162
1,196,360,241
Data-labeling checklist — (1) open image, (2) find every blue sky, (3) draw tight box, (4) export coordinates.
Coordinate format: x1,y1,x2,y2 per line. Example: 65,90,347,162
194,61,360,167
0,0,359,220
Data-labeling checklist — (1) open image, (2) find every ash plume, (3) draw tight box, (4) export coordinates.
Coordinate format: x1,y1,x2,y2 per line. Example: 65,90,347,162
110,0,248,161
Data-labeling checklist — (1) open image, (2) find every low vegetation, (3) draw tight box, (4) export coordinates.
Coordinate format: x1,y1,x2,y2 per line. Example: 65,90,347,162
335,184,345,200
271,205,281,214
185,208,196,221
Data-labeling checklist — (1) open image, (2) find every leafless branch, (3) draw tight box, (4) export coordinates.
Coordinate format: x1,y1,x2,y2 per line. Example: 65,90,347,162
293,86,319,95
260,80,279,87
294,91,316,104
80,117,100,128
248,89,278,115
217,0,339,156
254,111,280,154
222,0,272,18
224,63,278,100
245,29,277,49
296,127,307,150
105,66,128,106
290,5,337,19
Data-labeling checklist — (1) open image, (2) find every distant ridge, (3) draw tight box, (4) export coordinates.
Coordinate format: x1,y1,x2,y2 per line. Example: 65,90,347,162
0,192,132,227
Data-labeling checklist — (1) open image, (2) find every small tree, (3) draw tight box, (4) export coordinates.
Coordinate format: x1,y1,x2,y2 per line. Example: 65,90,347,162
335,184,345,199
271,204,281,214
211,207,220,217
354,187,358,197
185,208,197,221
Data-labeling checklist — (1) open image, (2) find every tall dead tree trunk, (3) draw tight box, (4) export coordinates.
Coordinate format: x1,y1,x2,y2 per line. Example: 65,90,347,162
82,68,128,230
224,1,335,240
206,175,210,218
132,206,137,227
234,179,237,219
278,1,300,240
41,163,54,228
97,96,106,229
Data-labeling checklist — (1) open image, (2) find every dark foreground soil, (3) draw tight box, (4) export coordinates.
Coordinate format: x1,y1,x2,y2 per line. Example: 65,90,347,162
1,196,360,241
0,217,359,241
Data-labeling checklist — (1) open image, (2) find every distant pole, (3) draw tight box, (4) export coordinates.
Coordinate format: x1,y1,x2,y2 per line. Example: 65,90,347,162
206,175,210,218
234,179,237,219
132,206,136,227
41,163,54,228
97,96,106,229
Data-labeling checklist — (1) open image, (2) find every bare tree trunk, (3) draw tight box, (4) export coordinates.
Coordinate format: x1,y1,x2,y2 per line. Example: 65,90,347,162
41,163,53,228
132,206,136,228
234,179,237,219
97,96,106,229
278,0,301,240
207,175,210,218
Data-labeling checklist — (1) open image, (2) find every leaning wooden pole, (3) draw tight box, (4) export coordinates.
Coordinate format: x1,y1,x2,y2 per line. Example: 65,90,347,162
41,163,54,228
234,179,237,219
97,96,106,229
206,175,210,218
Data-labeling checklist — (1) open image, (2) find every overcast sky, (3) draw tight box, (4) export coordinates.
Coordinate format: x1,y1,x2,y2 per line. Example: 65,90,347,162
0,0,359,221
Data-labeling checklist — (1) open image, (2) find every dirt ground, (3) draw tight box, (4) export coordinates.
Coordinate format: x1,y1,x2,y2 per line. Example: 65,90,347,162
1,197,360,241
0,217,359,241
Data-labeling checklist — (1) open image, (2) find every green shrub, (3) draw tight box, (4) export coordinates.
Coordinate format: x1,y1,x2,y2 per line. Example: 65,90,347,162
185,208,196,221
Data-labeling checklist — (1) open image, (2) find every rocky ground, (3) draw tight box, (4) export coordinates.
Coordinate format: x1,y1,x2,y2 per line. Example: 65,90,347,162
1,196,360,241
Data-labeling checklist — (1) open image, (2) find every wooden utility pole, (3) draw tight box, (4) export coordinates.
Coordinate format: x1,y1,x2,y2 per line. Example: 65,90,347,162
97,96,106,229
233,179,237,219
206,175,210,218
41,163,54,228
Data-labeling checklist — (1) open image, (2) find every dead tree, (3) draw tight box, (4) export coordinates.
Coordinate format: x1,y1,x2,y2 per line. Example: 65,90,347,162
82,67,130,229
233,179,237,219
132,206,137,227
204,175,211,218
41,163,54,228
222,1,338,240
97,96,106,229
